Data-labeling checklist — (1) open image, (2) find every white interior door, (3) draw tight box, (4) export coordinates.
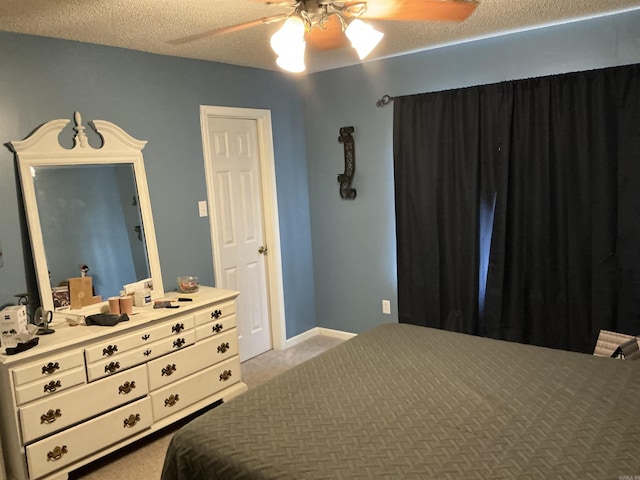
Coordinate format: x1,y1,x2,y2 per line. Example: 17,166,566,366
201,107,285,361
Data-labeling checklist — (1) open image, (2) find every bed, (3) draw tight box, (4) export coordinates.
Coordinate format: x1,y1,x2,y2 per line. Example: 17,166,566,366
161,323,640,479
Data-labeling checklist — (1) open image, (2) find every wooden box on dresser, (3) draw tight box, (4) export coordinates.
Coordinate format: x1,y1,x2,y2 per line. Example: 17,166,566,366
0,286,247,480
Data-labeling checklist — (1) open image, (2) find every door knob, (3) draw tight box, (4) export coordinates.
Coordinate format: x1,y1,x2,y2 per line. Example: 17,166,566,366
258,245,268,255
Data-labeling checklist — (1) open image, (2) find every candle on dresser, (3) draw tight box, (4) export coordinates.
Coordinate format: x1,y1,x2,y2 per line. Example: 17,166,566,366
108,297,121,315
119,295,133,315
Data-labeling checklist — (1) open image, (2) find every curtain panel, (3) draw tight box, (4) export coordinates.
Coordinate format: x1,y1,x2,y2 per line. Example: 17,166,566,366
393,64,640,353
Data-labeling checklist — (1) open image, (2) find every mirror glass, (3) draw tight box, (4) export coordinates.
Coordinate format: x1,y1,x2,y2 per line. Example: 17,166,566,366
10,112,164,314
32,164,150,304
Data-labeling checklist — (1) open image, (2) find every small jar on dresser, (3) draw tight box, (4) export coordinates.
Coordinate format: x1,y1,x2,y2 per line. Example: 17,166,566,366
0,286,247,480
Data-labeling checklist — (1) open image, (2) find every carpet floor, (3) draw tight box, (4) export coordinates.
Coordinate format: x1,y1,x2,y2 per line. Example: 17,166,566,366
69,334,344,480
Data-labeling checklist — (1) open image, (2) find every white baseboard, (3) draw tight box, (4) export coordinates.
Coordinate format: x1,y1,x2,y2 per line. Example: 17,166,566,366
282,327,357,349
317,327,358,341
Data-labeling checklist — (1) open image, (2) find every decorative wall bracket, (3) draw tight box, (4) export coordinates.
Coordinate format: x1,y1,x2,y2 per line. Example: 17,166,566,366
337,126,356,199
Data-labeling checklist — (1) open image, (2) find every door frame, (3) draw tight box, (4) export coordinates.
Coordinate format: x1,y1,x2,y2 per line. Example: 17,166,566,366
200,105,286,352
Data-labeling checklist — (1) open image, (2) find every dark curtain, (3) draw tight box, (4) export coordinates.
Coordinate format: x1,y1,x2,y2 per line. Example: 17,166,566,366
394,64,640,353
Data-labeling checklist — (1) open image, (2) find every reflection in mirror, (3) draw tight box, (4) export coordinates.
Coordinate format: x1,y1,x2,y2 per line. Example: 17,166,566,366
9,112,164,314
33,164,150,301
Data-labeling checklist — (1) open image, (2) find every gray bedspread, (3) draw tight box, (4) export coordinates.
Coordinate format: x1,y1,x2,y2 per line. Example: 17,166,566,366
161,323,640,479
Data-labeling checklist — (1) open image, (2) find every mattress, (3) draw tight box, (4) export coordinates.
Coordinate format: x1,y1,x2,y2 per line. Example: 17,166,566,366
161,323,640,479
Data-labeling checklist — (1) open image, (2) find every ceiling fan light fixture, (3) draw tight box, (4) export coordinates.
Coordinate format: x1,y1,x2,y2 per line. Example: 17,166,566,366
270,15,305,56
275,37,306,73
276,51,306,73
345,18,384,60
271,14,306,73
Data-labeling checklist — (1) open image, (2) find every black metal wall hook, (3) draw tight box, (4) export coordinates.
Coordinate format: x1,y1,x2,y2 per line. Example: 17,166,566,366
376,94,394,107
337,126,356,200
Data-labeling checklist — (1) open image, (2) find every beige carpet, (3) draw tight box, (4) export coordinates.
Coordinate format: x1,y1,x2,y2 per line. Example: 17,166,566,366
69,335,344,480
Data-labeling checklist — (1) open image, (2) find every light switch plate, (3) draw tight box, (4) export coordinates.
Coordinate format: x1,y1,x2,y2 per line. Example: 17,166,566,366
198,201,208,217
382,300,391,315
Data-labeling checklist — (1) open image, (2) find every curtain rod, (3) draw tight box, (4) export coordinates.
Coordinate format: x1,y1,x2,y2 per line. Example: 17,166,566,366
376,94,394,108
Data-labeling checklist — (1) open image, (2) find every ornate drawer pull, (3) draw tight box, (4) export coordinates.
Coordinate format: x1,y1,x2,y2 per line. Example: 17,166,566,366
118,381,136,395
172,323,185,334
211,309,222,319
173,338,186,349
41,409,62,424
47,445,68,462
105,361,121,374
164,394,180,407
161,364,177,377
123,413,141,428
219,370,232,381
143,349,152,357
44,380,62,393
42,362,60,375
217,342,230,354
103,344,118,356
212,323,224,333
141,334,150,341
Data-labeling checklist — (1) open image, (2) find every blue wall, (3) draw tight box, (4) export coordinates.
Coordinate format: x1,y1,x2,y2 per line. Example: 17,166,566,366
1,10,639,339
303,10,640,333
0,32,316,338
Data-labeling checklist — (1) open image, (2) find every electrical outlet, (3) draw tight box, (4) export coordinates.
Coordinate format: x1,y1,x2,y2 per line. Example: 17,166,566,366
382,300,391,315
198,201,208,217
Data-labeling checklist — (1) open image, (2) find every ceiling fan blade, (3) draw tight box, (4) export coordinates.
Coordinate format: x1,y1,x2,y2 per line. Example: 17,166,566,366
305,14,350,51
168,14,288,45
360,0,479,22
250,0,293,4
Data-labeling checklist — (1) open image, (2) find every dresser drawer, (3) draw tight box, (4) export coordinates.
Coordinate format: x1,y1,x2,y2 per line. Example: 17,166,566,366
25,397,152,479
12,351,85,387
193,300,236,327
86,330,196,382
20,365,149,444
195,314,237,341
147,329,238,391
84,315,195,363
15,366,86,406
150,356,240,422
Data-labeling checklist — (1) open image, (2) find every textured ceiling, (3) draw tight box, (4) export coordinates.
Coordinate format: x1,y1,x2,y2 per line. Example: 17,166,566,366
1,0,640,73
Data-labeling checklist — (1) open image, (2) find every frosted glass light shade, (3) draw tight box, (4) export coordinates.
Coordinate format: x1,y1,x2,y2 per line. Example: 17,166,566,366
345,19,384,59
270,16,305,56
276,53,306,73
275,39,306,73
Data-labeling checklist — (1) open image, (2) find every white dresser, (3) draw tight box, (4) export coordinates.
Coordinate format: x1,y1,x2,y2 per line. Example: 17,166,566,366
0,286,247,480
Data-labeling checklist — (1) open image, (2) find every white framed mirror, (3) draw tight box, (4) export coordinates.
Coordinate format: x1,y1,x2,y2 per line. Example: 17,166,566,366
9,112,164,314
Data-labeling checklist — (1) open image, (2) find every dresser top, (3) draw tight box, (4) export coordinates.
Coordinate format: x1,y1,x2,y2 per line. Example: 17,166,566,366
0,286,239,365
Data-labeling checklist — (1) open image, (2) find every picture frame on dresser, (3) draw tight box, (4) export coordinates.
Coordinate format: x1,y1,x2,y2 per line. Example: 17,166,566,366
1,113,248,480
